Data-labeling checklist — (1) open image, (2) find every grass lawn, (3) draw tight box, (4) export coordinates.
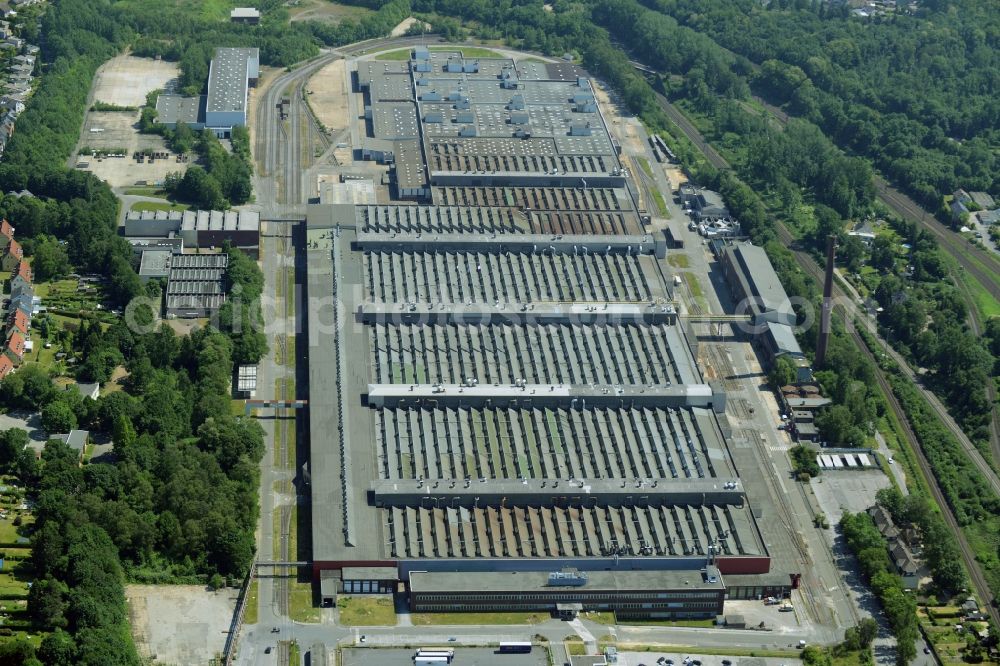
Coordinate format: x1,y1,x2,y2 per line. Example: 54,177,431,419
636,156,654,179
288,640,301,665
580,611,616,625
123,187,166,197
958,269,1000,319
244,579,259,625
411,611,545,625
829,648,873,665
288,580,319,623
566,641,586,655
130,201,189,213
649,188,669,217
378,46,503,61
622,618,715,628
429,46,502,58
667,254,690,269
337,596,396,626
376,48,416,61
682,273,704,299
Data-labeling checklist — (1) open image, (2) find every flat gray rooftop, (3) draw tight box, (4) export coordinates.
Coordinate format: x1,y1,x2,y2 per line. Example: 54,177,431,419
155,94,204,126
410,568,725,593
206,47,258,115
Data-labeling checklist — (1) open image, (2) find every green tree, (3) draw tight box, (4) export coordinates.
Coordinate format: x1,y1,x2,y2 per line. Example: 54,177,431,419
0,428,29,470
30,234,72,281
42,400,77,435
38,629,77,666
768,354,799,388
28,574,70,629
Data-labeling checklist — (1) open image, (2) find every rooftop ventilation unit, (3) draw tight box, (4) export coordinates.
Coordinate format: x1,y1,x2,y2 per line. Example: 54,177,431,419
548,571,588,586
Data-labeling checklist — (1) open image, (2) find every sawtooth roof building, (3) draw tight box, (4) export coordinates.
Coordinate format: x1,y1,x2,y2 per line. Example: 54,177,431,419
304,50,798,618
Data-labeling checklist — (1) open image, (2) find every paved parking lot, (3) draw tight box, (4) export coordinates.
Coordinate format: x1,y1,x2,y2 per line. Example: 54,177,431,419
342,647,548,666
617,652,800,666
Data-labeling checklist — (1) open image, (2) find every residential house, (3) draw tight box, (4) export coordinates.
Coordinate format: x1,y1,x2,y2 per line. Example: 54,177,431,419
953,189,973,206
890,541,919,583
10,259,31,292
8,292,32,319
1,237,22,271
848,220,876,246
4,331,24,364
71,381,100,401
0,97,24,115
0,218,12,249
53,430,88,462
10,280,32,303
13,54,34,68
979,209,1000,226
868,505,920,589
6,309,28,338
0,355,12,380
950,198,969,222
869,505,900,541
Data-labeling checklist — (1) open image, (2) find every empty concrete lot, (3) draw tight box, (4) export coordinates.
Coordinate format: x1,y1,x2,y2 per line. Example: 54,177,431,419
811,469,890,519
74,55,188,187
127,584,238,665
77,110,183,187
92,55,180,107
342,647,547,666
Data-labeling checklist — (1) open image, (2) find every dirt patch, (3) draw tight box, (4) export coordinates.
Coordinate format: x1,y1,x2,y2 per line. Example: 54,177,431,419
127,584,238,665
92,55,180,108
288,0,373,24
665,166,688,191
593,80,645,156
306,59,350,133
391,17,429,37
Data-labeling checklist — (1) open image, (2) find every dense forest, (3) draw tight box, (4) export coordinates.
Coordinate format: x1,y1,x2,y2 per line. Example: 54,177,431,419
634,0,1000,209
1,316,265,664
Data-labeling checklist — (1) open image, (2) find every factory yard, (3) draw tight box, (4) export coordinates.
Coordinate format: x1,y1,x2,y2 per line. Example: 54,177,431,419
810,470,891,520
126,584,238,665
90,54,180,107
72,56,187,187
306,58,350,132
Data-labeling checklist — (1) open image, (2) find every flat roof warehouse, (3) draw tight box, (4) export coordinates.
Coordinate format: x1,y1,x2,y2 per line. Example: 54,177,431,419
306,49,795,619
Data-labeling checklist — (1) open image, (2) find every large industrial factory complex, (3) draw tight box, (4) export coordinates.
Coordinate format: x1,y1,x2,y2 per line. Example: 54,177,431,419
305,49,798,620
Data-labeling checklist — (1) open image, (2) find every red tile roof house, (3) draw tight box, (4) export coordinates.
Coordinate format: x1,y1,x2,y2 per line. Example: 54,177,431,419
0,355,13,380
0,219,13,249
6,308,28,338
10,259,31,292
1,237,22,272
4,331,25,364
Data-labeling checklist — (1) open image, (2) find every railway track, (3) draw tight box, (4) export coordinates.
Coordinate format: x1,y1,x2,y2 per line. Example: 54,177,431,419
846,319,1000,628
648,85,1000,624
747,95,1000,470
